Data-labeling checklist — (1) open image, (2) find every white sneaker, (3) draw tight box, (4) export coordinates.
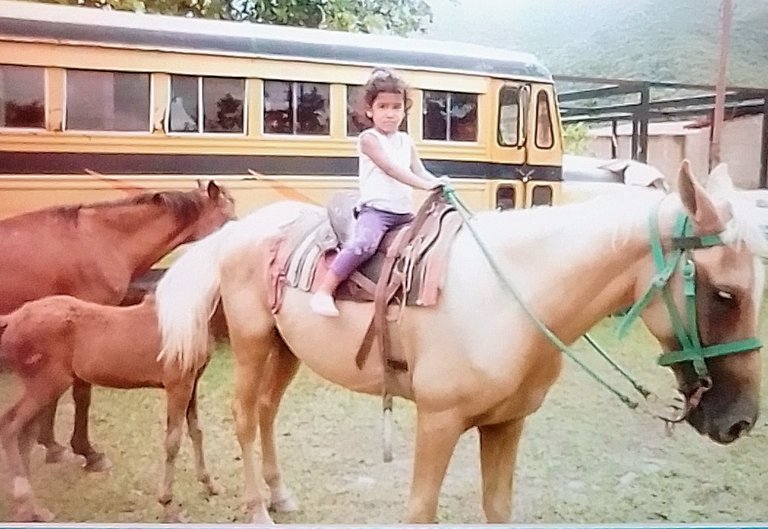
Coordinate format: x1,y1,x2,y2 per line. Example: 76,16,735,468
310,292,340,317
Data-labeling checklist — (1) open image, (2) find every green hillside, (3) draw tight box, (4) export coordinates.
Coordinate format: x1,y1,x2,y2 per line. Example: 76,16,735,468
422,0,768,88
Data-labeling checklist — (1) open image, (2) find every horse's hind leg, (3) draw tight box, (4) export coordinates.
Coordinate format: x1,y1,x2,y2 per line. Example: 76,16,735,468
186,375,219,496
1,373,71,521
259,341,301,513
158,378,195,523
70,377,111,472
36,400,71,463
478,418,525,523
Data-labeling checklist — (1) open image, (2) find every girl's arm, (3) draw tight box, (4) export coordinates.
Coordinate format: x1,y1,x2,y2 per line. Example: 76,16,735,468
410,144,444,188
360,133,438,190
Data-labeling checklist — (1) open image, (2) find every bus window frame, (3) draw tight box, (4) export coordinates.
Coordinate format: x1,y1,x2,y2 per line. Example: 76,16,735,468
534,89,554,150
262,79,331,138
62,68,154,135
165,75,248,137
0,63,47,132
496,82,531,149
421,89,480,144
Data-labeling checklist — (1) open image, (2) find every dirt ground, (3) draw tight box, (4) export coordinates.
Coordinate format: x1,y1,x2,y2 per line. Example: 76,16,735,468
2,316,768,524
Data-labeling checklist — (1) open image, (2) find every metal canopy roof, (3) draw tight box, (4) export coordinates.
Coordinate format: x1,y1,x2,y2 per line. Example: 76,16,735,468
554,75,768,188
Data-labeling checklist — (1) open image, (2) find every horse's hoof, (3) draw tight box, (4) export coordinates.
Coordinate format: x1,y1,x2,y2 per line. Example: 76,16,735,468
32,505,55,522
83,453,112,473
269,495,299,513
44,445,74,464
245,503,274,524
162,505,187,523
12,504,54,522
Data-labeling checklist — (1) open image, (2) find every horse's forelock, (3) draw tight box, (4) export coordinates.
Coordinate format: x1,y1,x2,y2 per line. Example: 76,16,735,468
720,200,768,257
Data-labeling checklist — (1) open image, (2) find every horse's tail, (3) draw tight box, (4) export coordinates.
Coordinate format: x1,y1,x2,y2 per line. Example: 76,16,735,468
156,201,306,372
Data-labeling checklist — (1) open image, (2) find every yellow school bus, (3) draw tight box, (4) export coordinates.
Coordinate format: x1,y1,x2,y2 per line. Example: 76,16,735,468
0,0,564,218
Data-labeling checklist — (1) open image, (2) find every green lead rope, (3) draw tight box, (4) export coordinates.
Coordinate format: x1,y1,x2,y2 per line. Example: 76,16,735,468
442,187,645,409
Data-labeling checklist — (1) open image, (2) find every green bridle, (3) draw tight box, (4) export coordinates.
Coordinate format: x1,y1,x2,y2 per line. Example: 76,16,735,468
617,203,762,381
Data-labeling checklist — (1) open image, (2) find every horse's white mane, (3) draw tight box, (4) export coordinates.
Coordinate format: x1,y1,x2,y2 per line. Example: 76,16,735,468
468,163,767,258
707,163,768,257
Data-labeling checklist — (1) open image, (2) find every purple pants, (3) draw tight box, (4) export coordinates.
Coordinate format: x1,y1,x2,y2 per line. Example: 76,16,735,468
330,205,414,280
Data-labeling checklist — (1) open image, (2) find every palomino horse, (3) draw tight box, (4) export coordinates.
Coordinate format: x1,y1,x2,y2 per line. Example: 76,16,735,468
155,162,765,523
0,294,217,522
0,180,234,471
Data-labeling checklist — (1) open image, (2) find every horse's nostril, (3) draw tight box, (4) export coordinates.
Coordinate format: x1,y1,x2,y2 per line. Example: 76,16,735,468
728,420,752,439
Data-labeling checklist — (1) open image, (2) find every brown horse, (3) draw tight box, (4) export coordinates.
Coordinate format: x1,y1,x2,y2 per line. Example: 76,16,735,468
155,162,765,523
0,180,234,471
0,294,217,522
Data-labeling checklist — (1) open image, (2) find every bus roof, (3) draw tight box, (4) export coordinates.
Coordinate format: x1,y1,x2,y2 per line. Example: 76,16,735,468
0,0,552,81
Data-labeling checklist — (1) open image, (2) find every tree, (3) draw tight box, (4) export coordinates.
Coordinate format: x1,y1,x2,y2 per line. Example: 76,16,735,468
40,0,434,35
562,122,590,155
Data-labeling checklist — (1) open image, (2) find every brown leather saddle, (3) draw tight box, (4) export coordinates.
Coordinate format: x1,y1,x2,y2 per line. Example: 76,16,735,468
270,189,463,373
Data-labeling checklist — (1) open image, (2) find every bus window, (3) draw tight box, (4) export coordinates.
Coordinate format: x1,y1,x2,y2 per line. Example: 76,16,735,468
535,91,553,149
346,85,366,136
346,85,407,136
496,185,517,210
169,75,198,132
497,86,519,146
423,90,477,141
169,76,245,134
264,80,329,135
65,70,150,132
531,184,553,206
450,92,477,141
203,78,245,133
0,64,45,129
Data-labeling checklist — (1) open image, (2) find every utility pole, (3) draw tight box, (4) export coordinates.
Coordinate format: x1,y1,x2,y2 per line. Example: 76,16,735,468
710,0,733,169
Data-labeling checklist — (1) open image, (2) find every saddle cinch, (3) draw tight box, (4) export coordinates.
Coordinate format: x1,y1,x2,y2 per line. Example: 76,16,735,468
269,189,462,373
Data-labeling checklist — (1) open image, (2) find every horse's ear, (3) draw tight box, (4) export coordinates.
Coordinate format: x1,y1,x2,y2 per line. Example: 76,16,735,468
678,160,725,234
206,180,221,200
706,163,736,196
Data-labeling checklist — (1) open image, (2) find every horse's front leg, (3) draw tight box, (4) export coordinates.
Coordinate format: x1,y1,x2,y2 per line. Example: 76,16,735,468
406,409,464,523
259,344,301,514
70,378,111,472
478,418,525,523
36,400,71,463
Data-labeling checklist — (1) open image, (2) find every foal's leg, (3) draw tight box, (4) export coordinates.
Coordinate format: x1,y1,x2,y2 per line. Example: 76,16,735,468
36,400,71,463
186,377,219,496
406,409,465,523
158,378,195,523
70,377,111,472
478,418,526,523
1,374,71,521
259,344,301,513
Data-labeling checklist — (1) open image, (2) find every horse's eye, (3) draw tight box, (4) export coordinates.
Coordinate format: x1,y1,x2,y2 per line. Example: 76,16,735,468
716,290,734,302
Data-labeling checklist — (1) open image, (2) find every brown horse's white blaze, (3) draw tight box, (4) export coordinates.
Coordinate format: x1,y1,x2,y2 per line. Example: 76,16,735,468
0,180,234,471
156,161,765,523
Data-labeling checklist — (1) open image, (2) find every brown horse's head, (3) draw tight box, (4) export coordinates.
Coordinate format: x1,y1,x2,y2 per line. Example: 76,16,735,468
187,180,236,241
639,162,764,444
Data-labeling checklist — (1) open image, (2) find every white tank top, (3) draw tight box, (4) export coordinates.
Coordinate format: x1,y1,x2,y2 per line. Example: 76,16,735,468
357,128,414,214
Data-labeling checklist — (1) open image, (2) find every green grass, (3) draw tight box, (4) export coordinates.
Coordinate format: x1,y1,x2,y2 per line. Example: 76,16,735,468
3,306,768,523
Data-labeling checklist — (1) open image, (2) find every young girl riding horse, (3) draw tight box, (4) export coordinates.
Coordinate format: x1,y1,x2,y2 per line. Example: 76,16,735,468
310,67,447,317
